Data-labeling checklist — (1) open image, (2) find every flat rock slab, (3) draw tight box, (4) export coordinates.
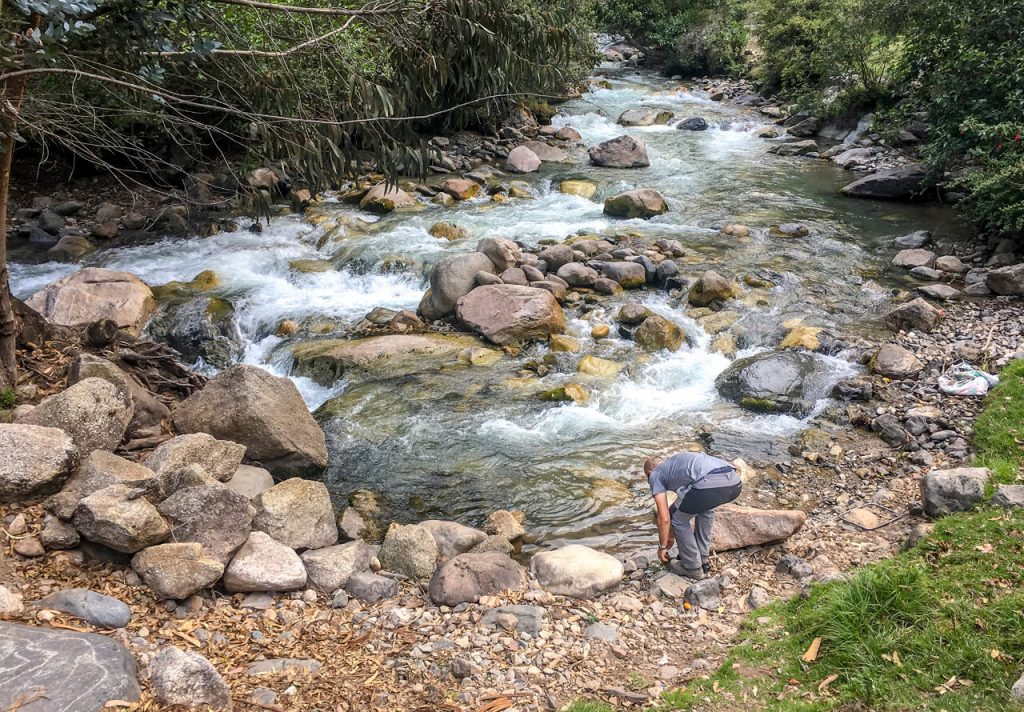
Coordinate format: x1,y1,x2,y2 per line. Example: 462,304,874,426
37,589,132,629
247,658,322,676
0,621,141,711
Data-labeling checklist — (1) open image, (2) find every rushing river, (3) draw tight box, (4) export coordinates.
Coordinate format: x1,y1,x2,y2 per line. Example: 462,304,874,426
10,67,966,553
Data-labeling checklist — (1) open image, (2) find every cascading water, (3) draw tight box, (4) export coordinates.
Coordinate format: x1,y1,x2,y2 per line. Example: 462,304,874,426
9,68,967,553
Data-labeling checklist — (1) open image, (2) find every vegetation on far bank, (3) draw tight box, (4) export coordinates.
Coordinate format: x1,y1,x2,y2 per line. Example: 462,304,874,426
568,360,1024,712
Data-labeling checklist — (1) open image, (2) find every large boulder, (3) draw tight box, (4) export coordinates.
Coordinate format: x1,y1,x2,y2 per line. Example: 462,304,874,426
46,450,160,519
25,267,156,335
872,343,923,379
428,552,526,606
290,333,482,384
456,284,565,345
379,523,438,580
359,183,417,213
158,485,252,566
530,544,623,598
892,248,936,269
711,505,806,550
421,520,487,559
146,296,242,369
884,298,942,333
688,270,736,307
441,178,481,201
0,424,77,502
300,541,372,593
506,146,541,173
921,467,990,518
589,135,650,168
618,109,668,127
145,433,246,493
252,478,337,551
634,315,685,352
68,354,169,436
986,263,1024,296
601,261,648,288
73,484,171,553
0,622,141,710
172,365,328,478
839,165,925,200
716,350,836,416
20,377,132,453
603,189,668,219
520,140,568,162
223,531,307,592
149,646,232,711
477,237,522,272
131,543,225,600
419,251,497,319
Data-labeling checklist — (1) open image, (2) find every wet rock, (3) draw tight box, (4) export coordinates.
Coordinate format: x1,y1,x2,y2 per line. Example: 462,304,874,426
428,551,526,605
634,315,685,351
291,333,480,383
560,180,597,199
21,377,131,453
147,296,242,369
159,485,252,566
618,109,663,127
711,505,806,550
484,510,526,540
716,350,834,415
530,544,623,598
420,251,496,319
38,588,132,628
688,270,736,307
429,221,467,241
617,302,654,325
146,433,246,492
556,126,581,141
677,117,709,131
992,485,1024,509
150,646,232,711
0,622,141,709
224,464,274,500
345,571,398,603
884,298,942,333
684,578,721,611
337,507,368,542
921,467,990,517
478,237,522,272
589,135,650,168
894,230,931,249
441,178,480,201
537,244,574,272
0,424,78,502
49,234,96,262
300,541,372,593
421,520,487,559
775,554,813,580
173,365,328,478
379,523,438,580
253,478,337,551
840,164,925,200
25,267,155,335
506,146,541,173
73,484,170,553
359,183,417,213
986,263,1024,296
603,189,668,219
131,543,224,600
872,343,923,379
578,355,623,377
768,140,818,156
456,284,565,345
774,223,809,237
223,531,307,592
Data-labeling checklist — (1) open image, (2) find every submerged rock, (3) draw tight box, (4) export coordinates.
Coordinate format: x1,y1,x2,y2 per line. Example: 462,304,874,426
603,189,668,219
715,350,836,416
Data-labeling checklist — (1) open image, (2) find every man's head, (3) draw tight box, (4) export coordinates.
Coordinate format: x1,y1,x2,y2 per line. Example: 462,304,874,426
644,456,662,478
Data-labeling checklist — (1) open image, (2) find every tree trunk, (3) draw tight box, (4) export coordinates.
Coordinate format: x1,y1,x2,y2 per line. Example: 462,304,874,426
0,122,18,391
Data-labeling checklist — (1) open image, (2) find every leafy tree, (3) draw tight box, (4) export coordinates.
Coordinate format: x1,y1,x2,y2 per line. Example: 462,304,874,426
0,0,594,389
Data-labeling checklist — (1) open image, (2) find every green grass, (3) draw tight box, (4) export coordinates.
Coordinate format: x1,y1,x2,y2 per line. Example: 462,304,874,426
632,360,1024,712
563,701,616,712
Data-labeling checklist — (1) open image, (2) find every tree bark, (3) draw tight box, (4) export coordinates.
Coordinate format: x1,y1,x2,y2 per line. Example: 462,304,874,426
0,114,20,391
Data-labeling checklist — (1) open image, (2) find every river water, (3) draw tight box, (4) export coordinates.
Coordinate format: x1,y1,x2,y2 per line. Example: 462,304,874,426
10,67,966,553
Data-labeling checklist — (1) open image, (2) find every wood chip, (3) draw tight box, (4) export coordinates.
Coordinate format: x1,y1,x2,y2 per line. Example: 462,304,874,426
802,637,822,662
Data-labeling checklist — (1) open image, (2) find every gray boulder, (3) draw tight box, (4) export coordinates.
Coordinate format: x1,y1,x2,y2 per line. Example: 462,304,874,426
223,531,307,592
131,543,225,600
987,263,1024,296
537,244,574,272
145,433,246,493
892,248,936,269
684,578,721,611
872,343,923,379
505,145,541,173
146,296,242,369
73,484,170,553
0,622,141,710
883,298,942,333
158,485,252,566
688,270,736,306
711,505,806,550
894,230,931,249
224,465,274,500
38,589,132,628
344,571,398,603
172,365,328,478
921,467,990,517
419,251,497,319
150,646,232,711
252,478,337,551
428,551,526,605
992,485,1024,509
47,450,160,520
678,116,709,131
420,520,487,559
530,544,623,598
715,350,836,416
20,377,132,453
378,523,438,580
68,353,170,436
0,424,78,502
589,135,650,168
840,165,925,200
300,541,372,593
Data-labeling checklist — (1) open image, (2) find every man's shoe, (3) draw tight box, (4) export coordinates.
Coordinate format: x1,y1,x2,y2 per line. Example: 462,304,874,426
668,560,705,580
701,558,711,574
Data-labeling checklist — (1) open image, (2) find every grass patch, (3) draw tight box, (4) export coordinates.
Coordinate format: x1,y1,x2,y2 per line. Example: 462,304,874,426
563,701,616,712
648,360,1024,711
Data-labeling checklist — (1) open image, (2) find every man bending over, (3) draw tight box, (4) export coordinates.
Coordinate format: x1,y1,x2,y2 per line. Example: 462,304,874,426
645,452,742,580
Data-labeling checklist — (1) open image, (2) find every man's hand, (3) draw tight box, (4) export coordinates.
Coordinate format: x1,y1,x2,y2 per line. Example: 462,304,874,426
658,547,671,564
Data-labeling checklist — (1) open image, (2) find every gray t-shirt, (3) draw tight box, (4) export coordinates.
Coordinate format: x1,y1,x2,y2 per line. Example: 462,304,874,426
649,452,741,498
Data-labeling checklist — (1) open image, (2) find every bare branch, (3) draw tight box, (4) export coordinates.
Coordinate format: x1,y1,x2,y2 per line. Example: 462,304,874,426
204,0,408,17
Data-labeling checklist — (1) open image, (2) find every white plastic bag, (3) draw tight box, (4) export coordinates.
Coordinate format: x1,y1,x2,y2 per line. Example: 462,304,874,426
938,364,999,396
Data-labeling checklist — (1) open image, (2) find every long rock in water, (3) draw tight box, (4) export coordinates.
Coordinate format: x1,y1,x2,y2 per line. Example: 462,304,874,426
711,505,806,551
0,622,142,710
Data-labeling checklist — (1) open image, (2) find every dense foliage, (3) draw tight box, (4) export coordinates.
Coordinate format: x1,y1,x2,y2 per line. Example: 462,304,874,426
597,0,747,75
